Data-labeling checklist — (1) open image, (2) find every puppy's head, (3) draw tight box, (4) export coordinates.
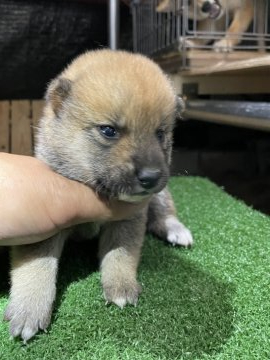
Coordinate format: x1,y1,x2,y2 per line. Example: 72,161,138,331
188,0,223,20
37,50,183,203
156,0,223,21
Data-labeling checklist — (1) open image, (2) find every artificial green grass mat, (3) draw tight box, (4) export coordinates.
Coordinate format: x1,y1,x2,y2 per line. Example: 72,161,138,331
0,176,270,359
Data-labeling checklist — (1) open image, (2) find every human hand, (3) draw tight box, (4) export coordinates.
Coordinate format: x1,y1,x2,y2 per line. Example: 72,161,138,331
0,153,148,246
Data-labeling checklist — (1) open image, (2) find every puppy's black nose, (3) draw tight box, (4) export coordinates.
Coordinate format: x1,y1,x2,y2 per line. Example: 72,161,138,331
201,1,211,13
137,168,161,190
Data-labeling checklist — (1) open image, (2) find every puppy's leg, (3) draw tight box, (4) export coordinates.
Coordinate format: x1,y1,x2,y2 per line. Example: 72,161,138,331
4,231,67,342
213,2,254,52
180,19,217,49
147,187,193,247
99,213,146,308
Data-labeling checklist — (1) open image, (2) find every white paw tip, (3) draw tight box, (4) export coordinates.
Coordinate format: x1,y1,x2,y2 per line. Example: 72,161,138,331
113,297,127,309
165,216,193,247
21,327,37,343
213,41,233,53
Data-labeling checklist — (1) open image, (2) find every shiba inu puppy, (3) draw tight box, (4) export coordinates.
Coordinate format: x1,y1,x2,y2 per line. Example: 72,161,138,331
156,0,254,51
4,50,193,342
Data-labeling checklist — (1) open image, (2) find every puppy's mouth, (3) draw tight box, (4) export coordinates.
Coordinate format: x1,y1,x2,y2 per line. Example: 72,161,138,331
118,191,152,203
94,167,169,203
94,178,165,204
201,1,222,19
94,179,151,202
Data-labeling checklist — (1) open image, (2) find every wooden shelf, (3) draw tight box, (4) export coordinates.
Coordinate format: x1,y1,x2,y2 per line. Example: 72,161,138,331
155,50,270,129
158,50,270,95
155,50,270,76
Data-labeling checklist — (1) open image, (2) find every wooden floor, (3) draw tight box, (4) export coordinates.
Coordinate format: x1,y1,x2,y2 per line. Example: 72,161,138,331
0,100,44,155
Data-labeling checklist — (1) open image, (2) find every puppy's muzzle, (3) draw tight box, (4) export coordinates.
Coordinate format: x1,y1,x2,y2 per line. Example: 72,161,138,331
137,168,161,190
118,166,166,203
201,0,222,19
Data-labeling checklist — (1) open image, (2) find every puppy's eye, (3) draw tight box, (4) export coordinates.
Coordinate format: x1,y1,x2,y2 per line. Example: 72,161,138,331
99,125,118,139
156,129,165,142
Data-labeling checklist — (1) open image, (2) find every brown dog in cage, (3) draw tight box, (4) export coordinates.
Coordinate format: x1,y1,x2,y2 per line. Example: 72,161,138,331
156,0,254,52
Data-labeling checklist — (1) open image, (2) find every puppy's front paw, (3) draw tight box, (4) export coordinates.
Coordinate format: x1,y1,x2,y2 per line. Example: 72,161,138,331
103,279,142,309
4,295,54,342
178,37,197,49
213,38,234,52
165,216,193,247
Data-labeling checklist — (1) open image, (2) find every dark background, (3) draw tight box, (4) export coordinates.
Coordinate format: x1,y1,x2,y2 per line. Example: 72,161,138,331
0,0,132,99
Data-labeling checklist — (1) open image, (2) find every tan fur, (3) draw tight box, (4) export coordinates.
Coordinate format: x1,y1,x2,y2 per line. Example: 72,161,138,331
156,0,254,52
5,50,193,342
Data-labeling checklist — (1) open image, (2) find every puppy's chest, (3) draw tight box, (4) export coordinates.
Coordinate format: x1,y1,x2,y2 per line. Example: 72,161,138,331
74,222,102,241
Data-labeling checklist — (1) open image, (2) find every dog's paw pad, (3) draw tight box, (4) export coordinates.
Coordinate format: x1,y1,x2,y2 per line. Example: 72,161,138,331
165,216,193,247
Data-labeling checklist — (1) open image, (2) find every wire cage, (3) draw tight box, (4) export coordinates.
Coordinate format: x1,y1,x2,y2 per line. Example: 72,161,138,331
132,0,270,71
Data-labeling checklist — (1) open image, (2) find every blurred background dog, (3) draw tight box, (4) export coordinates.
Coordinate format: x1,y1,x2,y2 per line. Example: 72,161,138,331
156,0,254,51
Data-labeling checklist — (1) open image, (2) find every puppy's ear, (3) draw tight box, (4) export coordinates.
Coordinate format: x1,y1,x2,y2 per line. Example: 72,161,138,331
46,77,72,116
175,96,185,118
